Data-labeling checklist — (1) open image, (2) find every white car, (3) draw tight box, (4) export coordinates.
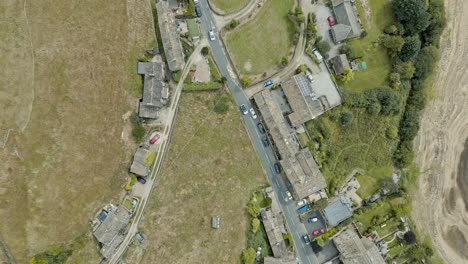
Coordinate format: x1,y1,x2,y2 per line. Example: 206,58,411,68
286,191,293,201
249,108,257,119
209,30,216,41
297,199,307,207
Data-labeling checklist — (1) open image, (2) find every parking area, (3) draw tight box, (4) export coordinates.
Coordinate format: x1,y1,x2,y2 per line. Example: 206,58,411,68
312,4,341,58
302,210,327,236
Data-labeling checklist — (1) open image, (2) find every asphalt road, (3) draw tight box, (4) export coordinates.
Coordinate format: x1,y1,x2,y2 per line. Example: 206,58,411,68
198,1,319,263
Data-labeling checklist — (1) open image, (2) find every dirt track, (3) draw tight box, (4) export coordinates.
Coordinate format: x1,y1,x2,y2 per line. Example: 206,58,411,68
412,0,468,263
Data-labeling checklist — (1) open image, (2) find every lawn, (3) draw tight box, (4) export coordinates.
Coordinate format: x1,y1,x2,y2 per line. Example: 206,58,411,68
356,166,393,199
210,0,251,14
306,108,400,192
0,1,155,262
124,92,268,264
187,18,200,38
342,0,394,92
226,0,295,76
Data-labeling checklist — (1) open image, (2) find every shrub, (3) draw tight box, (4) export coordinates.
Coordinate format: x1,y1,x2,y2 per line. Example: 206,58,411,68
404,231,417,244
132,124,146,142
241,76,251,87
201,46,209,56
281,56,288,66
315,40,331,55
251,218,260,234
242,248,256,264
340,111,353,126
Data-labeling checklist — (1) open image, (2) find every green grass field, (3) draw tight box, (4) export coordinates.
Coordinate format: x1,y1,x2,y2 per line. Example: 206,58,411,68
343,0,394,92
124,92,268,264
210,0,250,14
226,0,295,75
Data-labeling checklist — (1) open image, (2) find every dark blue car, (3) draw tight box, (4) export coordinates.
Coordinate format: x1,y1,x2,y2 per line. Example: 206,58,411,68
195,6,202,17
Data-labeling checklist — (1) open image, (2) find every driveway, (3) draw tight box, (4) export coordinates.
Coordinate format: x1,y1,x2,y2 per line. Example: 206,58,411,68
310,4,341,58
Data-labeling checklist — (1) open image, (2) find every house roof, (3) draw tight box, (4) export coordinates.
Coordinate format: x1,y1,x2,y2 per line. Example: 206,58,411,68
93,207,130,246
331,54,350,75
323,195,353,226
331,0,361,42
138,62,166,119
156,0,185,71
254,90,327,199
282,74,325,127
261,208,288,258
263,256,296,264
333,228,386,264
130,147,151,177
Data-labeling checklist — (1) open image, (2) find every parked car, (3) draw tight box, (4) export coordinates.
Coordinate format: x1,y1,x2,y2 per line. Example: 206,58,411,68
263,80,274,88
137,176,147,184
150,134,161,144
240,104,248,115
273,163,282,174
285,191,293,200
262,136,270,147
209,29,216,41
195,6,202,17
297,199,307,207
257,123,266,134
303,234,311,245
308,217,318,223
327,16,335,26
312,48,323,62
249,108,257,119
194,0,199,4
313,228,326,236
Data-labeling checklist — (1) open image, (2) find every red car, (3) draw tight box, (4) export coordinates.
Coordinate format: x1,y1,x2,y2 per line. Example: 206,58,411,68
327,16,335,26
150,134,161,144
312,228,326,236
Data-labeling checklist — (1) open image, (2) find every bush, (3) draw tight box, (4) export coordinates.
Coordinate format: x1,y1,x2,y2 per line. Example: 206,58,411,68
315,40,331,55
404,231,417,244
337,68,354,83
241,76,251,87
281,56,288,66
226,19,240,30
132,124,146,142
251,218,260,234
242,248,256,264
201,46,210,56
393,140,415,168
296,64,308,74
395,61,415,79
339,44,356,59
400,35,421,61
340,111,353,126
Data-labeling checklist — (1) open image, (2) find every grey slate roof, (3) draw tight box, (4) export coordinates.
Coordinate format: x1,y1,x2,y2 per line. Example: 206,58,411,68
261,208,288,258
156,0,185,71
130,147,152,177
331,54,351,75
334,228,386,264
331,0,362,42
93,207,130,258
138,62,166,119
323,195,353,226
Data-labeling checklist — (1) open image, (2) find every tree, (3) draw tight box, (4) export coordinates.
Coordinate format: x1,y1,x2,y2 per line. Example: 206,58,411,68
367,101,381,115
337,68,354,83
281,56,289,66
315,40,331,55
340,111,353,126
242,247,256,264
384,24,398,35
241,76,251,86
247,200,260,217
339,44,356,59
392,0,431,35
414,45,439,79
389,72,401,89
399,106,420,141
374,87,401,115
251,218,260,234
395,61,415,79
296,64,308,74
381,34,405,57
422,0,447,47
132,125,145,142
400,35,421,61
404,231,417,244
393,140,415,168
201,46,209,56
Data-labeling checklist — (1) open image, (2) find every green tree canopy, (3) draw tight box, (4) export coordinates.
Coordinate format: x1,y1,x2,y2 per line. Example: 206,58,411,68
242,248,256,264
400,35,421,61
393,0,431,35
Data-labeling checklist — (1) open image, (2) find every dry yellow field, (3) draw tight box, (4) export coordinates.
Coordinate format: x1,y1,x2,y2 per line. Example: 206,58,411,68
0,0,155,262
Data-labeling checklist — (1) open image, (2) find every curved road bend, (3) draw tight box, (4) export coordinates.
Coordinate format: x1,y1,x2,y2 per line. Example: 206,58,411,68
199,1,318,263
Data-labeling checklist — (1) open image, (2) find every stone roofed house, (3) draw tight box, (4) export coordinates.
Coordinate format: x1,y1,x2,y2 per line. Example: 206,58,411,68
138,61,167,119
263,255,296,264
156,0,185,72
254,90,327,199
333,228,386,264
261,204,288,258
323,194,354,226
130,147,152,177
330,0,362,43
281,73,341,128
331,54,351,75
93,206,131,259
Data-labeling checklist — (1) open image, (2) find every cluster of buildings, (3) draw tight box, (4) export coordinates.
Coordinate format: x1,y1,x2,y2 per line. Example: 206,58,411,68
329,0,363,43
253,72,341,201
331,228,386,264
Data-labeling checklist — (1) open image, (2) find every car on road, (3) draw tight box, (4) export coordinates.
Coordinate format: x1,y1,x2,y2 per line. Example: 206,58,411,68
249,108,257,119
240,104,248,115
209,29,216,41
273,163,282,174
137,176,147,184
262,136,270,147
308,217,318,223
327,16,335,26
150,134,161,144
285,191,293,200
195,6,202,17
257,123,266,134
263,80,274,88
302,234,311,245
297,199,307,207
